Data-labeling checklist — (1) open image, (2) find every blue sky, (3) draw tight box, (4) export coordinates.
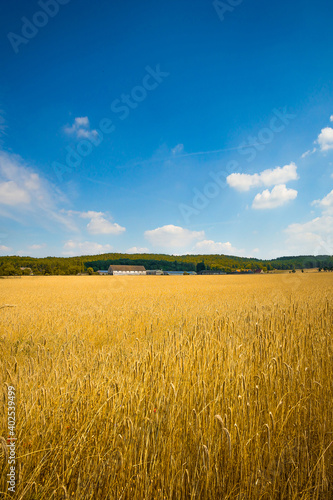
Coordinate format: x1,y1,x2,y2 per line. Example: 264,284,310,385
1,0,333,259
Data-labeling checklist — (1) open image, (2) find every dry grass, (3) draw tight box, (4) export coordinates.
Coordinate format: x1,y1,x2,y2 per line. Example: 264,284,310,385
0,274,333,499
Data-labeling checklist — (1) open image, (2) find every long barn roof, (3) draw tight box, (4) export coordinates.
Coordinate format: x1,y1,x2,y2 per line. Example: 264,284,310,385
108,265,146,271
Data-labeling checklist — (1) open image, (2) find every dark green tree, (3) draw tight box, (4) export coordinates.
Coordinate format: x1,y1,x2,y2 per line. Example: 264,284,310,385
196,261,206,273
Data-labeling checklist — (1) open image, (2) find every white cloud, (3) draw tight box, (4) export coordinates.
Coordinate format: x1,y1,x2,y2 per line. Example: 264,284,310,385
64,116,89,134
86,217,125,235
227,163,298,192
317,127,333,152
0,151,77,231
64,116,98,141
285,215,333,255
0,244,11,252
193,240,243,255
60,209,125,236
330,115,333,123
77,129,98,140
252,184,297,209
74,117,89,127
0,153,43,206
0,180,31,205
312,189,333,214
144,224,205,248
283,183,333,255
126,246,149,254
79,211,126,235
63,240,113,256
287,216,333,235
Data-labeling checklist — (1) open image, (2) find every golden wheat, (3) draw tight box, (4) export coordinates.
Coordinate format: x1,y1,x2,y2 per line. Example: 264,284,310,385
0,274,332,499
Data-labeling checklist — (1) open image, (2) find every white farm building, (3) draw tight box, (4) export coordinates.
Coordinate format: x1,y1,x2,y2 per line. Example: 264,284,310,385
108,265,146,275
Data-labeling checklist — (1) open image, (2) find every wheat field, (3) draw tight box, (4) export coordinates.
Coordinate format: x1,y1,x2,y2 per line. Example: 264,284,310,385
0,274,332,499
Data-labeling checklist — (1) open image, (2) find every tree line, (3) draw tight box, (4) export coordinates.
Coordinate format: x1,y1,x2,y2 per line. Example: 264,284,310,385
0,253,333,276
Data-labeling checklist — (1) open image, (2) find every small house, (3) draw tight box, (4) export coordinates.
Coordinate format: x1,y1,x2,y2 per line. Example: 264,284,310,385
108,265,146,275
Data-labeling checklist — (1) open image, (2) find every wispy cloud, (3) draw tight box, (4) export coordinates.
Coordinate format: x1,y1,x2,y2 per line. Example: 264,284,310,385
284,184,333,254
0,109,6,138
312,189,333,214
301,148,317,159
171,143,184,155
193,239,243,256
0,150,77,231
121,144,264,170
127,246,149,253
28,244,46,250
0,180,31,205
62,240,113,256
144,224,204,249
285,216,333,255
0,244,11,252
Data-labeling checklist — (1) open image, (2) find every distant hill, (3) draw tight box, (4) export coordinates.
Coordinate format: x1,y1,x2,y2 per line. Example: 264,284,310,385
0,253,332,276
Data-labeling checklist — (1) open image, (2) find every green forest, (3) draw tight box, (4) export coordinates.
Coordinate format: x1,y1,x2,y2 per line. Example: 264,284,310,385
0,252,333,276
